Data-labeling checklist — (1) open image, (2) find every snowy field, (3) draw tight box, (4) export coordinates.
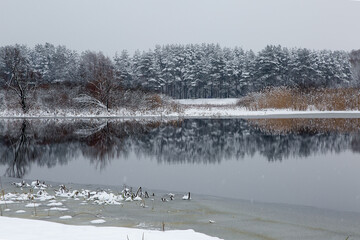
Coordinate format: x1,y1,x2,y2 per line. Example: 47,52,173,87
0,217,221,240
174,98,239,105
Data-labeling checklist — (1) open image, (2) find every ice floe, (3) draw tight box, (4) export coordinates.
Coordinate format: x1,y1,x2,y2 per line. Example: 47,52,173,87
90,219,106,224
25,203,41,208
47,202,63,207
49,207,69,211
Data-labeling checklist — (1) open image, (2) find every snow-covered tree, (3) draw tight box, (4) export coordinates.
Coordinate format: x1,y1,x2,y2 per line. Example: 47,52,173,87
0,45,38,113
288,48,318,88
0,42,356,105
253,45,290,90
114,50,132,88
350,49,360,86
31,43,79,83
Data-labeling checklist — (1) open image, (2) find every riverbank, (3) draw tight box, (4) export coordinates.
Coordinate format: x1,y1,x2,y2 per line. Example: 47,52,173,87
1,104,360,119
2,95,360,119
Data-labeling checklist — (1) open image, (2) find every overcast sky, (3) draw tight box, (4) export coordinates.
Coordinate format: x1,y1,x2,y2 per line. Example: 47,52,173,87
0,0,359,55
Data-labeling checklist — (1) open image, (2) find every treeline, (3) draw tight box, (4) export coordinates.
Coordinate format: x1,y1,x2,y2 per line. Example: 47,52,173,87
118,44,359,98
1,43,360,112
0,44,169,113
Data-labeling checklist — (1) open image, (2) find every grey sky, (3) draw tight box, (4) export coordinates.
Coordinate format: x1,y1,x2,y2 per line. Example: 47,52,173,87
0,0,359,55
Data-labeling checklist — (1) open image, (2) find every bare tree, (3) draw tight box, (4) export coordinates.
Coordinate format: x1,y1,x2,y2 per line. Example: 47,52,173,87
0,45,38,113
78,51,117,110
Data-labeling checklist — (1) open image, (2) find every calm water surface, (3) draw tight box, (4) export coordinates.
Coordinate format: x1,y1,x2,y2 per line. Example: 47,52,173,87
1,118,360,213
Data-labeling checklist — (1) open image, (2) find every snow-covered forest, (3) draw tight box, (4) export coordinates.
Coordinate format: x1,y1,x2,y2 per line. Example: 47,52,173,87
116,44,359,98
1,43,360,113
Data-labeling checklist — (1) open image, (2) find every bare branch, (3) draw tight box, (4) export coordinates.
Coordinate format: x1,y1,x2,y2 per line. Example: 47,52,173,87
73,94,107,109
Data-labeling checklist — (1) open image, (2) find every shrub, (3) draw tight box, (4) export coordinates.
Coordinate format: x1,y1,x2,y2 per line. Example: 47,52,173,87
146,94,163,110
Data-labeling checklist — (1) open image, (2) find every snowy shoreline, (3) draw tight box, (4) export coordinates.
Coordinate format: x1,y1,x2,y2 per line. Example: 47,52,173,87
0,217,221,240
2,98,360,119
1,109,360,119
0,178,222,240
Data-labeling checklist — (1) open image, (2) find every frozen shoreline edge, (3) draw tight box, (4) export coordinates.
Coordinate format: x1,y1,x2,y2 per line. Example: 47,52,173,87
1,110,360,119
0,177,223,240
1,176,360,239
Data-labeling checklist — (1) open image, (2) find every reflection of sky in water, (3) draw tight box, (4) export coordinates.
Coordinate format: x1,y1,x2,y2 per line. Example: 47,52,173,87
0,119,360,213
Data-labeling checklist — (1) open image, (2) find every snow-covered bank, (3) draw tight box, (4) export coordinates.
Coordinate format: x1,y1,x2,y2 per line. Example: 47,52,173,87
2,98,360,119
175,98,239,105
180,107,360,118
175,98,360,118
0,217,221,240
2,107,360,119
0,108,178,119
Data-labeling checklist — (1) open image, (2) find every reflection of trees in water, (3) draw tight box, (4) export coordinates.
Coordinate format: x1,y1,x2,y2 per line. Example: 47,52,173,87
0,120,177,177
248,118,360,159
0,118,359,178
351,136,360,153
0,121,39,178
0,120,80,178
139,119,357,163
79,121,165,169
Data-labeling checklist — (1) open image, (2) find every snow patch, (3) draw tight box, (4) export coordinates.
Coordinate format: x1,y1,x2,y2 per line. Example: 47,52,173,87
47,202,63,207
133,196,142,201
49,207,68,211
175,98,239,105
0,216,222,240
90,219,106,224
25,203,41,208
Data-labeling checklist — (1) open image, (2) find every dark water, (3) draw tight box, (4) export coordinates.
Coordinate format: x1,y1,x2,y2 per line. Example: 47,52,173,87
1,118,360,213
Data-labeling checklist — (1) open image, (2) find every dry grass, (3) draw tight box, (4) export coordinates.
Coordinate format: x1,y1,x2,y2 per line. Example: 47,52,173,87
146,94,163,110
237,87,360,111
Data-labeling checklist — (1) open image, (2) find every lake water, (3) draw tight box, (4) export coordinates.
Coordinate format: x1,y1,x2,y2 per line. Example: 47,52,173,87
1,118,360,214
